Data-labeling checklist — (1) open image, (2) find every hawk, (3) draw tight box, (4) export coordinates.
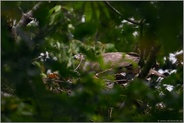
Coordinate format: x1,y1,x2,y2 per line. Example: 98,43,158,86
74,52,164,84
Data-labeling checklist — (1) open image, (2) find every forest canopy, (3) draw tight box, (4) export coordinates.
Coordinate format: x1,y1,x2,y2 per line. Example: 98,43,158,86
1,1,183,122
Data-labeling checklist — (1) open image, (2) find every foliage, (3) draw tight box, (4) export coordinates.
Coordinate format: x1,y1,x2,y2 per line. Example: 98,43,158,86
1,1,183,122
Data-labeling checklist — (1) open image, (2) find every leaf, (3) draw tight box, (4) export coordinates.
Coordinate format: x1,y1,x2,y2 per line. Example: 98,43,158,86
54,5,61,12
99,2,110,19
93,2,100,20
73,22,97,40
84,2,93,22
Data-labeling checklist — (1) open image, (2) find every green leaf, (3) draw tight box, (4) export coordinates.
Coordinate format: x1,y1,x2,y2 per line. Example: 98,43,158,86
84,2,93,22
93,2,100,20
73,22,97,40
99,2,110,19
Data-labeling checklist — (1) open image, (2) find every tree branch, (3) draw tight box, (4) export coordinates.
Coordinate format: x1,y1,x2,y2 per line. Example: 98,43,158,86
13,2,43,47
16,2,43,27
104,1,140,25
138,46,161,79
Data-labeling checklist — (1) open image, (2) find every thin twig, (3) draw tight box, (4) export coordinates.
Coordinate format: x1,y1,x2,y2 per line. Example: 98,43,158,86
74,55,84,72
104,79,128,83
104,1,140,25
43,78,65,83
95,68,113,77
109,107,113,118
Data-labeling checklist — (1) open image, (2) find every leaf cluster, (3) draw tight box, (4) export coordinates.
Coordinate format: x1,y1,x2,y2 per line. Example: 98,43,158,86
1,1,183,122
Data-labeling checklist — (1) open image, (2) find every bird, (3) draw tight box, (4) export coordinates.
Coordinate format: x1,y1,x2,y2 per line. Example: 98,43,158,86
75,52,140,71
74,52,165,84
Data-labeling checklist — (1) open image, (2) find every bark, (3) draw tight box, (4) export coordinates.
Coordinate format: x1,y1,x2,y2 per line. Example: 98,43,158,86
12,2,43,47
138,46,161,79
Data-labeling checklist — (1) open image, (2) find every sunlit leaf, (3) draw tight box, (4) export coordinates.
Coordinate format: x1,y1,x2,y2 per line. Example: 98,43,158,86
84,2,93,22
